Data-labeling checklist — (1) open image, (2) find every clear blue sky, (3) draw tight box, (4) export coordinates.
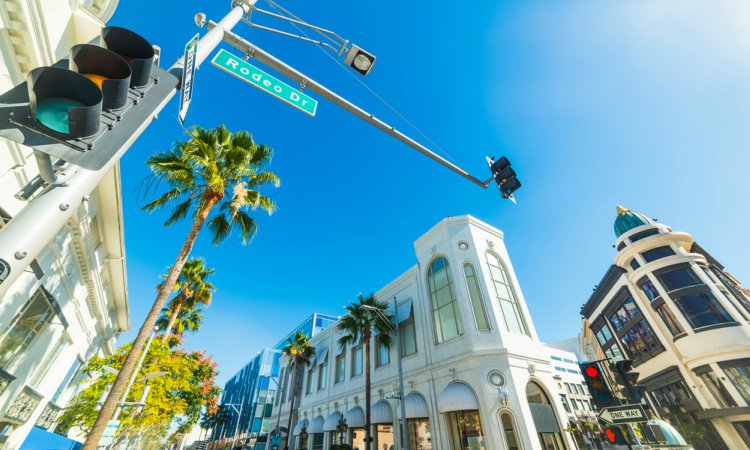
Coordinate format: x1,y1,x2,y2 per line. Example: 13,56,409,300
111,0,750,386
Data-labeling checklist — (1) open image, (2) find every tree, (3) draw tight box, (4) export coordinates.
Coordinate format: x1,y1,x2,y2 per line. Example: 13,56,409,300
83,125,279,449
57,339,221,446
161,257,215,342
336,294,393,450
282,331,316,450
156,306,204,347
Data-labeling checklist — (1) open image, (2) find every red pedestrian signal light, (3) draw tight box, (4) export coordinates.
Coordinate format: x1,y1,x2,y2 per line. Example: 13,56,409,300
603,426,628,445
585,366,599,378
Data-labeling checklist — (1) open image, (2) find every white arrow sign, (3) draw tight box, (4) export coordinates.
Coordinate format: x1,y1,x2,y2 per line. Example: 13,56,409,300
598,404,648,424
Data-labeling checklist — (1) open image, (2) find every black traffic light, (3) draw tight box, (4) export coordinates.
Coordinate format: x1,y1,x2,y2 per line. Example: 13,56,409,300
0,26,177,170
613,359,644,402
580,361,617,408
487,156,521,199
603,426,628,445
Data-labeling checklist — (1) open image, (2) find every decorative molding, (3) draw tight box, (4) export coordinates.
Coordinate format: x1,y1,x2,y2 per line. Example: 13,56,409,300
429,245,437,255
35,403,60,429
5,387,42,423
486,239,494,249
448,368,457,379
528,363,536,375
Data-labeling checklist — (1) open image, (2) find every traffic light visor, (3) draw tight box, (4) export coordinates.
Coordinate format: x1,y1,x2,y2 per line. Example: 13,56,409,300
101,26,155,88
490,156,510,173
70,44,132,111
28,67,102,137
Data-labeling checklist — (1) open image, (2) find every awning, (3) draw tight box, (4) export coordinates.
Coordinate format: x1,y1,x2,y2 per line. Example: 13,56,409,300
316,347,329,365
529,404,560,433
371,401,393,424
438,383,479,413
345,406,365,428
323,411,343,432
404,393,429,419
292,419,308,436
307,416,324,434
388,299,413,324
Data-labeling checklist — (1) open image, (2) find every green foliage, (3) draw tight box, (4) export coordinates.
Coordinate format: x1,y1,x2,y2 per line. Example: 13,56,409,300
56,339,221,443
336,293,394,350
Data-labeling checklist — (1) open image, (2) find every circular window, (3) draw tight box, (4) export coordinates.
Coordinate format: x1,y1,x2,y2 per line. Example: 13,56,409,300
457,241,470,251
488,370,505,387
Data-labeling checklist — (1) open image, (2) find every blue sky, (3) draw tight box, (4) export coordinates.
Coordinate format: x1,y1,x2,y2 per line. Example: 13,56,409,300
111,0,750,386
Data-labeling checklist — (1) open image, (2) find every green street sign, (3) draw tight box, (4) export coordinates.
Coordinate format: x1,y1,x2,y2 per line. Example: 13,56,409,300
211,48,317,116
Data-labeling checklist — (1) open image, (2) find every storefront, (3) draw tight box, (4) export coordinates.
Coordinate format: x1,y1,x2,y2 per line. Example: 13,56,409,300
346,406,366,450
438,382,487,450
526,381,567,450
371,400,395,449
404,393,432,450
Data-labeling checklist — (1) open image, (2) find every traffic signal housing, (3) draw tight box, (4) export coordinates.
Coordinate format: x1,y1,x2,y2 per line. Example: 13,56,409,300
580,361,617,408
613,359,644,402
603,426,628,445
487,156,521,200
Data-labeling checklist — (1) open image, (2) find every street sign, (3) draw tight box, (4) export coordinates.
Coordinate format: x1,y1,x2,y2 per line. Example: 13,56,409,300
598,404,648,424
179,33,199,124
211,48,317,116
99,419,120,446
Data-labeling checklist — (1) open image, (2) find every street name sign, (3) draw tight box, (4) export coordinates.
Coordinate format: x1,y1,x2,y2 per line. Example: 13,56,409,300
211,48,317,116
99,419,120,446
179,33,199,124
598,404,648,424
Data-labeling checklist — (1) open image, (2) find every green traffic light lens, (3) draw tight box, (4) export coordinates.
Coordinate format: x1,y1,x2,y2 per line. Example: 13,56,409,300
36,97,86,135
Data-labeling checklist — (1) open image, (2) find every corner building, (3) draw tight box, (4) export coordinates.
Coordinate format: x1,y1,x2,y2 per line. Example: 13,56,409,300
273,216,576,450
581,207,750,449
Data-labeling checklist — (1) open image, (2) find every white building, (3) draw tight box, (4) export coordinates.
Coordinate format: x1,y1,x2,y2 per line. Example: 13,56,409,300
271,216,576,450
0,0,126,448
581,206,750,450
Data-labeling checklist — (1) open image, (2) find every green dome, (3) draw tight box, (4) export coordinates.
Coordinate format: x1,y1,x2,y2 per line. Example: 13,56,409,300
614,205,654,237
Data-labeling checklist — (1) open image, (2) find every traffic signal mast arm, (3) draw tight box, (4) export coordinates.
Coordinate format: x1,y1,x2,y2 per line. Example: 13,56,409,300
208,20,490,189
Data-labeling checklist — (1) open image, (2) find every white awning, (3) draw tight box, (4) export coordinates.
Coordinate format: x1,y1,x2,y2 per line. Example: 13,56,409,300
437,383,479,413
387,299,413,324
371,401,393,424
345,406,365,428
292,419,308,436
307,416,324,434
404,393,429,419
316,347,329,365
323,411,343,432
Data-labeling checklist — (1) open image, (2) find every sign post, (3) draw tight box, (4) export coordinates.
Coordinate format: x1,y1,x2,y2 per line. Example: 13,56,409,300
179,33,199,124
598,404,648,425
211,48,317,116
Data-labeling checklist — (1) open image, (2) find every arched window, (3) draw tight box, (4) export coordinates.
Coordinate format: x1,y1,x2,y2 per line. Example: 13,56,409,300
464,263,490,330
526,382,566,450
500,412,520,450
485,253,529,336
427,257,464,343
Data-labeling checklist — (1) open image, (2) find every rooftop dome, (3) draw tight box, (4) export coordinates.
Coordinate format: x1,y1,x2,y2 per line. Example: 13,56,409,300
614,205,654,238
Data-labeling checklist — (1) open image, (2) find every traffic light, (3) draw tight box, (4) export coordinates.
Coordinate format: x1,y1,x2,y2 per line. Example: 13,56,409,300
603,426,628,445
613,359,644,402
0,26,177,170
580,361,617,408
487,156,521,199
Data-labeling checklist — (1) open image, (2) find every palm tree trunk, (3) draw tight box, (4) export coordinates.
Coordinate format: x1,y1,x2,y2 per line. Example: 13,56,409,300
364,334,372,450
82,195,221,450
284,361,298,450
162,292,185,342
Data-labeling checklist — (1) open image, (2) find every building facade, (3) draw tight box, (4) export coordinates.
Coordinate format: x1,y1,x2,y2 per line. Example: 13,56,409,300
581,206,750,449
272,215,577,450
0,1,127,448
211,313,337,450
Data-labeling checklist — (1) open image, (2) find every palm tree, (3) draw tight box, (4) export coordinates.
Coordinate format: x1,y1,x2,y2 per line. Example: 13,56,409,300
160,257,215,342
336,293,394,450
282,331,315,450
156,306,204,346
83,125,279,449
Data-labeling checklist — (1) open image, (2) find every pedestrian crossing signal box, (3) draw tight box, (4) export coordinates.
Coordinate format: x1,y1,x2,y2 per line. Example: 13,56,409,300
0,26,178,170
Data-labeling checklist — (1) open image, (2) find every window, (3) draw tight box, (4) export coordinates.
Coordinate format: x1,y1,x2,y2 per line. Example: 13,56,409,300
629,229,659,242
700,266,717,283
594,324,614,346
604,343,625,362
351,344,362,377
0,288,55,368
733,422,750,447
501,413,520,450
427,257,464,343
672,291,733,329
656,305,683,336
564,383,572,394
620,320,660,358
407,418,432,450
312,432,324,450
446,410,487,450
463,263,490,330
608,298,641,333
52,357,83,403
576,385,585,395
375,336,389,367
699,371,736,408
400,313,417,357
560,396,570,413
650,381,692,408
640,279,660,302
305,366,314,395
630,259,640,270
551,356,562,361
335,354,345,384
657,267,702,292
485,253,529,336
642,246,675,263
317,359,327,390
617,242,626,251
724,365,750,404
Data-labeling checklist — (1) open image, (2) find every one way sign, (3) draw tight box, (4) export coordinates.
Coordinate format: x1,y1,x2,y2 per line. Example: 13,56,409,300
598,404,648,424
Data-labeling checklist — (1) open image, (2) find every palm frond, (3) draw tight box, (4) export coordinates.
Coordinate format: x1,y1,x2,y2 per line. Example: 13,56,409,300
141,187,185,213
206,214,231,245
164,198,194,226
230,210,258,245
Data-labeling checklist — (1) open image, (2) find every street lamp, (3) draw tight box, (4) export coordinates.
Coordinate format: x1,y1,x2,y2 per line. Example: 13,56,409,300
360,299,408,450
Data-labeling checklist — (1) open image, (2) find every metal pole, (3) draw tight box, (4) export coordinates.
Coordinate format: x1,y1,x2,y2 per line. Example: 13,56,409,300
112,329,155,420
210,23,489,189
232,402,243,449
0,2,254,299
393,297,408,450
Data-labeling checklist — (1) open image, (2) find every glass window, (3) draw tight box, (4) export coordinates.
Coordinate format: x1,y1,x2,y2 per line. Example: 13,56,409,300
312,432,323,450
642,246,675,263
376,336,389,367
700,266,717,283
427,257,464,343
501,413,520,450
629,229,659,242
657,267,702,292
560,396,570,413
351,345,362,377
375,424,395,450
446,410,487,450
564,383,572,394
464,263,490,331
296,433,308,450
400,315,417,357
725,366,750,404
609,297,641,333
640,279,660,302
317,359,327,390
672,291,733,329
604,343,625,362
485,253,529,336
305,367,314,395
656,305,683,336
620,320,660,358
594,324,614,346
335,354,345,384
0,289,55,368
407,418,432,450
699,371,736,408
630,259,640,270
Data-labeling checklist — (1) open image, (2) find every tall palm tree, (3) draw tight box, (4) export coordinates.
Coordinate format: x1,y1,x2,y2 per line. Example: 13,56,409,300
83,125,279,449
160,257,215,342
337,294,394,450
282,331,315,450
156,305,204,345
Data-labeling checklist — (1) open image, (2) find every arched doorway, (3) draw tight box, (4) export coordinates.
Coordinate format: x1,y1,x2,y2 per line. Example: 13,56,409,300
438,382,487,450
526,381,566,450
